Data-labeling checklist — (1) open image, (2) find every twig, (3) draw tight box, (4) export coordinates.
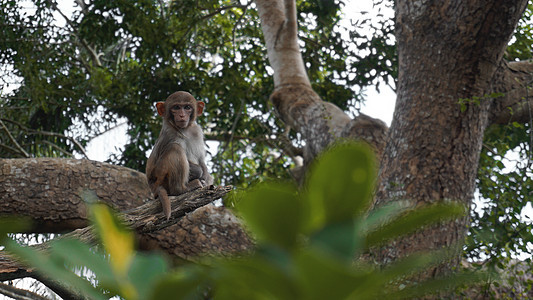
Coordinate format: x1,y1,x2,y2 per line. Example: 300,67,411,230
1,118,89,159
231,1,252,55
41,140,74,157
0,119,30,158
0,281,49,300
200,4,248,20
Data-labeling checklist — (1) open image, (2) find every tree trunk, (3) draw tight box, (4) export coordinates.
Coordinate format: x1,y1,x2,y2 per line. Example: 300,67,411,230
373,0,529,276
490,60,533,124
256,0,531,280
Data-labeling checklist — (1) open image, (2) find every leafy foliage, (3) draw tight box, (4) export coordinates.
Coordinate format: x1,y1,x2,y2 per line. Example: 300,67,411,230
0,0,367,185
469,123,533,264
2,205,168,300
345,0,396,92
2,143,484,299
0,0,402,186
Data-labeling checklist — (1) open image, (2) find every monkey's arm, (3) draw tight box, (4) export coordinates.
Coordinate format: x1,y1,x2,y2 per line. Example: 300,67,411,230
188,162,203,181
199,160,214,186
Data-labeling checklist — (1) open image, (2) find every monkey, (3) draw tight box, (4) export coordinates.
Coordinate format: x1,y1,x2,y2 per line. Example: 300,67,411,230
146,91,214,220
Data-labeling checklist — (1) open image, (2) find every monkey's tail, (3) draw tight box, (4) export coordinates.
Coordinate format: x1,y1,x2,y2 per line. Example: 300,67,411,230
156,186,171,220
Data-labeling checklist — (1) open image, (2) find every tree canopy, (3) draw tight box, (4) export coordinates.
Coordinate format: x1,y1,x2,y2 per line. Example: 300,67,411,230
1,0,385,181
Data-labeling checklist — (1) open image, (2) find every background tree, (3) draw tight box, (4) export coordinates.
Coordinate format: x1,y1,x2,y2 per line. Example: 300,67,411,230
1,0,533,298
0,0,367,185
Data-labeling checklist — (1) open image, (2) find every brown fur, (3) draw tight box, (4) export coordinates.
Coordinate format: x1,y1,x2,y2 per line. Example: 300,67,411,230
146,91,212,219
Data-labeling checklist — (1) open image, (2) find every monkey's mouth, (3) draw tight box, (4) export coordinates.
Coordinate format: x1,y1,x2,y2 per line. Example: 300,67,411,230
176,121,188,128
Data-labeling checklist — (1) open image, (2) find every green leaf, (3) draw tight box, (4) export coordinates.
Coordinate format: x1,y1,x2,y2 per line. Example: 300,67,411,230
363,201,409,232
90,203,135,276
236,182,305,249
212,255,297,300
305,143,375,231
149,266,207,300
4,238,107,300
90,204,137,299
129,253,168,300
309,219,361,260
49,238,115,284
294,249,369,300
365,202,466,249
377,251,443,285
0,217,31,242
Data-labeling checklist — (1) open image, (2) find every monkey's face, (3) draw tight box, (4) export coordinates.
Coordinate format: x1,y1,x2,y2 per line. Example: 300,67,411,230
156,91,205,129
170,103,194,129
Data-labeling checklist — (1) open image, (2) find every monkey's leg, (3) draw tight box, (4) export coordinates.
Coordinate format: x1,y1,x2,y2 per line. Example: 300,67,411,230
149,162,174,220
156,186,171,220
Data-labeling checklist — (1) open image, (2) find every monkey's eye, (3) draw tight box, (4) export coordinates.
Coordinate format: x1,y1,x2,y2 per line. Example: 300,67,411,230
184,105,193,110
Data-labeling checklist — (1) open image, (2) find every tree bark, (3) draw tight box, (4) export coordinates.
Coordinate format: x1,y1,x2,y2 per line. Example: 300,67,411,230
0,183,248,280
256,0,531,280
255,0,388,164
0,159,251,281
0,158,150,232
373,0,528,276
490,60,533,124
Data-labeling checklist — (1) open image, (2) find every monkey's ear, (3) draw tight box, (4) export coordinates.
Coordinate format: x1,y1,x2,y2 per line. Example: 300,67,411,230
197,101,205,115
156,102,166,116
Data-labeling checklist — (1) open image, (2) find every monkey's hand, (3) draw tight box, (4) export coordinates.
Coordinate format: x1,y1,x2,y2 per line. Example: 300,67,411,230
202,173,214,186
185,179,203,191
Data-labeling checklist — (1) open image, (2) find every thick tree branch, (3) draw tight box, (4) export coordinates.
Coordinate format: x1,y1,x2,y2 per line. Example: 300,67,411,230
0,158,252,282
283,0,298,41
490,60,533,125
0,185,235,281
144,204,252,261
269,85,388,161
0,158,150,233
255,0,310,87
254,1,388,162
